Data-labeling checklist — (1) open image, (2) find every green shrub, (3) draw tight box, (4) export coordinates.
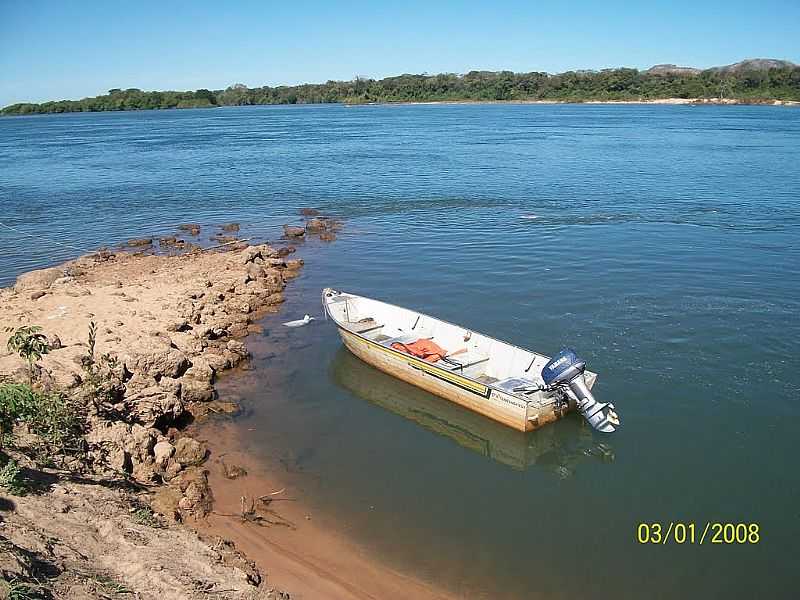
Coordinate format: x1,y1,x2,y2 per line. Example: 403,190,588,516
0,457,28,495
5,326,50,384
0,383,83,456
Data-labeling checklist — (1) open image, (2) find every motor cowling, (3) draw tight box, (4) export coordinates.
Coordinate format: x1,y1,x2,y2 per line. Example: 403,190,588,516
542,348,620,433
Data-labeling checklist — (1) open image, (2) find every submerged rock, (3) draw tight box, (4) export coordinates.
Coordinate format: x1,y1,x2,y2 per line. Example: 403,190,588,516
174,437,207,467
178,224,201,235
282,225,305,238
299,207,320,216
305,217,328,232
127,238,153,247
220,222,240,232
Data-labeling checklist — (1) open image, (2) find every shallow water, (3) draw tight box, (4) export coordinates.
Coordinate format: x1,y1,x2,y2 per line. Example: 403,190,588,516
2,104,799,598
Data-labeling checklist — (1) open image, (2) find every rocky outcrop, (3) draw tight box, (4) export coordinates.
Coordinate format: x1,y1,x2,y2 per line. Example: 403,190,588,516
282,225,305,238
14,267,63,292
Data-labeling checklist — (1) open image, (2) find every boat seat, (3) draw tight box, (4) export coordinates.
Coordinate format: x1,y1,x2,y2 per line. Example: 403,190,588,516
493,377,542,395
437,351,490,372
347,318,383,334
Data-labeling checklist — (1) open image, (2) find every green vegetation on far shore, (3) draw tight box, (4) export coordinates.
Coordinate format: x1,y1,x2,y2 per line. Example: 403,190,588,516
3,64,800,115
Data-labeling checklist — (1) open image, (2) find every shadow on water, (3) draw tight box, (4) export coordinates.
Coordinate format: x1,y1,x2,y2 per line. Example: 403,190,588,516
329,347,614,477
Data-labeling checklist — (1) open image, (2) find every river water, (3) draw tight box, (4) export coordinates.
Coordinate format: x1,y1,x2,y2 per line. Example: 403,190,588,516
1,104,799,598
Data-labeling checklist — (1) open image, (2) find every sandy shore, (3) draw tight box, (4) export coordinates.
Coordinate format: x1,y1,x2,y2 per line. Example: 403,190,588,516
192,422,457,600
0,220,456,599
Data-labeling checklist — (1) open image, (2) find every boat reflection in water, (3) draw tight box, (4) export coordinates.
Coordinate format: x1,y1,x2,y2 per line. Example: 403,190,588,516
330,348,614,476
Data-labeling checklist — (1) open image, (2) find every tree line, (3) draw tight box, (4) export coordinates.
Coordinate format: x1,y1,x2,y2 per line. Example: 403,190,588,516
3,67,800,115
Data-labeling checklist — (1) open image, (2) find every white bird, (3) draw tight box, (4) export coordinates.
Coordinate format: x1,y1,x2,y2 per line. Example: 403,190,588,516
283,314,315,328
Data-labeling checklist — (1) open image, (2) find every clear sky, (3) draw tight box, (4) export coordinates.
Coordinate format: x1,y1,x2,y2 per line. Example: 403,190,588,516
1,0,798,107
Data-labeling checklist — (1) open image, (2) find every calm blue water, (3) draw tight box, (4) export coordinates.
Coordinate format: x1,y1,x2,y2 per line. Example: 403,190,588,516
2,104,799,599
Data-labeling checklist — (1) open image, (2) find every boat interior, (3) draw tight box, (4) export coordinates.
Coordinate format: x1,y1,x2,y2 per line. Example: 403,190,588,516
324,291,566,399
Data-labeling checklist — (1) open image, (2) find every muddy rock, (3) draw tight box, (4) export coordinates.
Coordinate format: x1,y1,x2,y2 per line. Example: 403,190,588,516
14,266,63,292
174,437,207,467
282,225,305,238
151,486,183,521
177,469,214,517
126,386,183,428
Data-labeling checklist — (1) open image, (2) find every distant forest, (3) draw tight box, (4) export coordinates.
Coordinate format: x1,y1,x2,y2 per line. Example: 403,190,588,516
3,66,800,115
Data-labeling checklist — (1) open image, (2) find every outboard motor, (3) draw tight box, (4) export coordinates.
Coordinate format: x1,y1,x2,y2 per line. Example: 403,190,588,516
542,348,620,433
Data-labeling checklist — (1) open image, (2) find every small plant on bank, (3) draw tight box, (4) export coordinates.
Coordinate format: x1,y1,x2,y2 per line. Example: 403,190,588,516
80,321,123,415
0,578,45,600
131,505,163,528
0,456,29,496
5,326,51,384
0,382,83,460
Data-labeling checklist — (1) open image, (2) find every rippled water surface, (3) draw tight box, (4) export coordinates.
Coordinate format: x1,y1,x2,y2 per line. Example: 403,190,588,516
2,104,799,598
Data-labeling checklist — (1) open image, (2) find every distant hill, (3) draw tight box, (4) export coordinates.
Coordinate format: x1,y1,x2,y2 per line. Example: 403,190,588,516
646,64,702,76
647,58,797,76
709,58,797,73
3,58,799,115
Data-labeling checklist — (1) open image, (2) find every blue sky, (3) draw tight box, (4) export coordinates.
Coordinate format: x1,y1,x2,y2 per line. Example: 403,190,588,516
1,0,798,106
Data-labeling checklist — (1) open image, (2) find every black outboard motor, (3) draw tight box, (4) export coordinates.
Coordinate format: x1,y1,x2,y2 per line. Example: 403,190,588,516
542,348,620,433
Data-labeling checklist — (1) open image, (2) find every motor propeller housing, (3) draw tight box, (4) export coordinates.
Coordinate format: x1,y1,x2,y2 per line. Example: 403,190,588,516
542,348,620,433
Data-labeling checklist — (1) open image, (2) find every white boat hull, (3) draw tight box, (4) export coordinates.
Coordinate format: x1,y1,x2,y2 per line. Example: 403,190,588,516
324,289,592,433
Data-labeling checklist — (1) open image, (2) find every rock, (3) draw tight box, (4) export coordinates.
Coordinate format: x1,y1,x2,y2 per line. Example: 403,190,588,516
174,437,207,467
166,319,190,332
223,462,248,479
48,334,63,349
151,486,183,521
240,246,261,264
220,222,240,232
282,225,305,238
226,339,248,356
125,372,159,396
123,337,189,379
132,461,159,483
178,224,201,235
185,358,215,385
126,386,183,428
127,238,153,247
158,376,182,396
30,290,47,300
153,440,175,467
159,235,178,245
305,217,328,232
107,447,133,473
320,231,337,242
300,207,320,216
164,457,183,480
14,266,63,292
276,246,296,257
181,379,214,403
246,263,265,280
177,468,213,517
203,352,230,371
285,259,304,270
